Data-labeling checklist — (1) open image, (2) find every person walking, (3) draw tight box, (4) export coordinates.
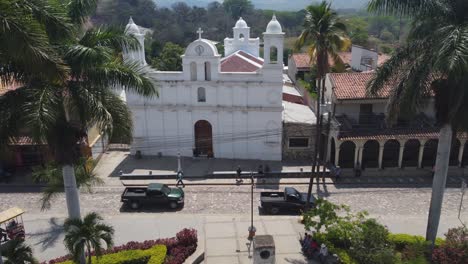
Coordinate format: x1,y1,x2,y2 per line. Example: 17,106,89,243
176,170,185,188
319,244,328,263
236,165,243,183
335,166,341,181
0,227,7,242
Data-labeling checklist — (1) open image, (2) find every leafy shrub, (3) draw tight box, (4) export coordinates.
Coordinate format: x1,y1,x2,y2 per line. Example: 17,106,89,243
44,228,197,264
121,257,151,264
53,245,165,264
175,229,197,247
432,226,468,264
333,248,357,264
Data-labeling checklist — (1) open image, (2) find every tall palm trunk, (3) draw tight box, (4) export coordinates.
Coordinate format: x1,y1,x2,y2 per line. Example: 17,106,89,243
62,165,82,219
426,124,452,246
62,165,86,264
306,76,322,208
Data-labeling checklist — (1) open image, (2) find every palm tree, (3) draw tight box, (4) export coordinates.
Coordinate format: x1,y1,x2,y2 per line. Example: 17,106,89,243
0,0,70,85
64,212,114,264
294,1,350,207
1,239,38,264
0,0,156,217
32,157,104,210
367,0,468,246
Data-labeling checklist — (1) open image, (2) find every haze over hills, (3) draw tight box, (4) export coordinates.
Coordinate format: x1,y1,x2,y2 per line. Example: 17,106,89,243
155,0,369,11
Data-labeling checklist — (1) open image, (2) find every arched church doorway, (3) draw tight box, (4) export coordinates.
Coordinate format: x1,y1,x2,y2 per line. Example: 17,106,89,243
194,120,213,157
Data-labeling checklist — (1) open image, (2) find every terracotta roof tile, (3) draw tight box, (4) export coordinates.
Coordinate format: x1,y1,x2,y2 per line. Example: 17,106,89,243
329,72,393,100
291,52,352,69
338,130,468,141
220,51,263,73
0,80,21,96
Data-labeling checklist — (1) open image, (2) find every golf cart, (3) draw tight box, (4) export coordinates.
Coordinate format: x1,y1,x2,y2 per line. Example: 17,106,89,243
0,207,25,243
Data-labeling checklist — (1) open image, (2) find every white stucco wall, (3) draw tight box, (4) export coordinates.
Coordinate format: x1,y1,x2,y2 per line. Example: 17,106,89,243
350,45,378,72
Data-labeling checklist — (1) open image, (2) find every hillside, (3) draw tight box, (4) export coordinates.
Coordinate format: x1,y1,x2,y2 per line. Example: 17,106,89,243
155,0,369,11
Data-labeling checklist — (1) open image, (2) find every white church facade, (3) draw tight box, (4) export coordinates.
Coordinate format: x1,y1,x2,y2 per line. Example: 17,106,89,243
123,16,287,161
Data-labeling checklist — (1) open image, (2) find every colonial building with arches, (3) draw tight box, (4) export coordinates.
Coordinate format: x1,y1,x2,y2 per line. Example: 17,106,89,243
323,72,468,175
123,16,287,160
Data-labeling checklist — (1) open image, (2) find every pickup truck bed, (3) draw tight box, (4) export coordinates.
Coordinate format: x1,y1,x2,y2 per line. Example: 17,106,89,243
122,188,147,198
260,192,285,203
260,187,314,215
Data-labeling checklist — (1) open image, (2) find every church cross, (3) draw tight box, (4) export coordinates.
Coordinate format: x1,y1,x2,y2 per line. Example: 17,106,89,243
197,28,203,39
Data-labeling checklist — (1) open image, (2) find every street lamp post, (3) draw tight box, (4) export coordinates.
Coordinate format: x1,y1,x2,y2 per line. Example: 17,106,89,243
247,171,256,258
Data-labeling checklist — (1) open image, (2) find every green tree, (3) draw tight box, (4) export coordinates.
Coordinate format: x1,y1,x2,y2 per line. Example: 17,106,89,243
302,198,350,232
32,157,103,210
367,0,468,246
0,0,70,86
153,42,184,71
295,0,350,208
64,212,114,264
1,239,38,264
0,5,156,264
223,0,253,19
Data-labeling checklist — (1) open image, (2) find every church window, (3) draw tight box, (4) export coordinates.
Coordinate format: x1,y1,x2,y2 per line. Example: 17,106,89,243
239,33,245,40
190,62,197,81
270,46,278,64
197,87,206,102
204,62,211,81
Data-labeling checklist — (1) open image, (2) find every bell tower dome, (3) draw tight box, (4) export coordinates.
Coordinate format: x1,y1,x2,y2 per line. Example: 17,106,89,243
123,17,146,65
224,17,260,57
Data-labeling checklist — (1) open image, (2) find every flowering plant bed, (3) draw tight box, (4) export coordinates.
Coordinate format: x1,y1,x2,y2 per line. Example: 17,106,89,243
42,228,198,264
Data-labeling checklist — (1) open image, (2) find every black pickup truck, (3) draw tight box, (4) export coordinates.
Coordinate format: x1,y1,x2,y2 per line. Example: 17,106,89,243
260,187,315,214
121,183,184,209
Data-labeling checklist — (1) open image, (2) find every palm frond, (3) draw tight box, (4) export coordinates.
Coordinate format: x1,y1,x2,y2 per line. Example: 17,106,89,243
79,27,140,52
367,0,431,17
82,60,158,98
33,158,102,210
2,239,38,264
68,0,97,25
0,0,69,81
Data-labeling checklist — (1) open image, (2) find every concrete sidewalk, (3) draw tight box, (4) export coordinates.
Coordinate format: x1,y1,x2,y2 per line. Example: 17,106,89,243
203,215,316,264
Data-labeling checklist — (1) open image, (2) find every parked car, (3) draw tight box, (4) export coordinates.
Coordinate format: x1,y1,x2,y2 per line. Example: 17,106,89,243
260,187,315,214
121,183,184,210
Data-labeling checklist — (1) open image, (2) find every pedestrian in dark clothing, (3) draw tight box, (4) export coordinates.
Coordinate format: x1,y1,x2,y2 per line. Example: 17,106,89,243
236,166,243,183
0,227,7,242
335,166,341,181
176,171,185,188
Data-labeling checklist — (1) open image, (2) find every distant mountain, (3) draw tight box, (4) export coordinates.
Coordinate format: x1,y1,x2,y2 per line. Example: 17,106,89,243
155,0,369,11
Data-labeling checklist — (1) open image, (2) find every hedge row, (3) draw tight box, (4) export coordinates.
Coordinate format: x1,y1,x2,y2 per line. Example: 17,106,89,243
56,245,166,264
43,228,197,264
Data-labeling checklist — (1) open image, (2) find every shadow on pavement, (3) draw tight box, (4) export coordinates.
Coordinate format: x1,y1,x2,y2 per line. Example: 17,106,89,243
118,204,184,213
29,217,64,251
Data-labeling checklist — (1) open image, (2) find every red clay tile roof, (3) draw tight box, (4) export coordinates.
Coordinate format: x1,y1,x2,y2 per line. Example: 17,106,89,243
220,51,263,72
338,130,468,141
0,80,21,96
329,72,393,100
283,93,305,105
291,52,352,70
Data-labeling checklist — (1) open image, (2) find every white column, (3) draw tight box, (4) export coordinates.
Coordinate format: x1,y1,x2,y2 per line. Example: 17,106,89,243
398,145,405,168
358,147,363,168
354,146,359,168
418,140,427,168
378,145,384,169
458,140,466,167
335,147,340,166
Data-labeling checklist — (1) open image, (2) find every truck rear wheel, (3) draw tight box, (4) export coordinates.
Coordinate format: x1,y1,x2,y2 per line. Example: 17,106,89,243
130,201,140,209
269,207,280,215
169,201,178,209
